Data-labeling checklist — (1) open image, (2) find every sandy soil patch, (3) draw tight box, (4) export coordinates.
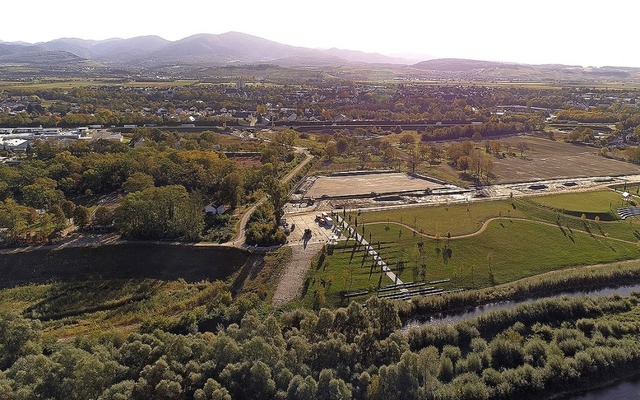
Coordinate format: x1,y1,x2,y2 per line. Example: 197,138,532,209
305,172,445,198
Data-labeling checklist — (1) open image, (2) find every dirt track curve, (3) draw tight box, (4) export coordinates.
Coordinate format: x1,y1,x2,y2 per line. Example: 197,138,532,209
368,217,637,244
223,147,313,247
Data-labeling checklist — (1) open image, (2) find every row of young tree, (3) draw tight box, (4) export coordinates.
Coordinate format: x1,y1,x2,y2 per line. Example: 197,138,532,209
1,292,640,399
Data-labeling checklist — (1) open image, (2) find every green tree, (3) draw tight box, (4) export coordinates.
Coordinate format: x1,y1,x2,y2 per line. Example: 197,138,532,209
115,185,203,241
53,347,124,400
123,172,155,193
248,361,276,399
60,200,76,219
21,178,64,210
93,206,114,227
263,177,288,224
286,375,317,400
220,171,244,209
49,205,67,228
399,133,415,146
0,314,43,369
194,378,232,400
335,138,349,155
317,369,352,400
98,380,136,400
73,205,91,229
325,142,338,160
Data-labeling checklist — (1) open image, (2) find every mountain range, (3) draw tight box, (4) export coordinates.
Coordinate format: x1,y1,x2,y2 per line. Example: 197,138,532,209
0,31,414,67
1,32,638,83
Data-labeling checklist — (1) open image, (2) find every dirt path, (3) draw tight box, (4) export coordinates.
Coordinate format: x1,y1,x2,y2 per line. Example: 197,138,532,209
272,242,323,307
368,217,637,244
223,147,313,247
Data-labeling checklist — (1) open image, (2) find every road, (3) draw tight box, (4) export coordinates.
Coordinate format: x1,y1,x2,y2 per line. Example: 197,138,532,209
222,146,313,247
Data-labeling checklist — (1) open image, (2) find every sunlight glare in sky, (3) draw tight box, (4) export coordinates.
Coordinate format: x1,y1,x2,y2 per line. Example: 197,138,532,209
1,0,638,67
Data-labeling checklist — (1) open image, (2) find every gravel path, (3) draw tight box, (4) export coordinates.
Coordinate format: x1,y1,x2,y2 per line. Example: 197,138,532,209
368,217,637,244
272,242,323,307
223,147,313,246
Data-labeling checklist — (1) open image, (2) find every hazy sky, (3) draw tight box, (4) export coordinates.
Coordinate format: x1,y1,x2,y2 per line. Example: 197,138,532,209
2,0,638,67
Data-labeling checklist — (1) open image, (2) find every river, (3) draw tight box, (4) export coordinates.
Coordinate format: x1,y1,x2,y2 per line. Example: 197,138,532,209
562,376,640,399
404,283,640,328
404,283,640,399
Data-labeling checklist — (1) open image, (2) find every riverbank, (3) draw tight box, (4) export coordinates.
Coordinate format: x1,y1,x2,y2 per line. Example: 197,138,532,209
553,371,640,399
400,258,640,322
0,242,257,288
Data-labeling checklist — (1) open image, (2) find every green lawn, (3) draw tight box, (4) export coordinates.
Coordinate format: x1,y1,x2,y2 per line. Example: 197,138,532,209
305,194,640,307
354,200,526,236
530,190,625,214
611,183,640,196
306,218,640,307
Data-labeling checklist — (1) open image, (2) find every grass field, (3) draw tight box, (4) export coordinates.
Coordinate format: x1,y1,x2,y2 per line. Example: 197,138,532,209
611,183,640,195
0,278,232,340
530,190,625,214
354,200,527,236
305,191,640,306
0,243,264,339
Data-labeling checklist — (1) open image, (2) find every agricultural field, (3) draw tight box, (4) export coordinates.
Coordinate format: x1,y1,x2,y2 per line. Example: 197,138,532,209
304,190,640,307
490,136,640,183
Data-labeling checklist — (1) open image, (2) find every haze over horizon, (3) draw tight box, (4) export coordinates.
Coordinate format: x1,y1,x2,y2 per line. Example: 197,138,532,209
2,0,639,68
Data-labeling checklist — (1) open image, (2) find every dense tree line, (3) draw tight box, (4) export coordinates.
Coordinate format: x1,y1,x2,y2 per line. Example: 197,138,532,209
420,121,531,142
2,293,640,399
5,84,640,131
0,130,295,244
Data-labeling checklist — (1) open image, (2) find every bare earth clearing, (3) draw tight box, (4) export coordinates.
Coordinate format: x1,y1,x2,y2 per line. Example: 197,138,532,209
272,243,324,307
305,172,445,198
491,136,640,184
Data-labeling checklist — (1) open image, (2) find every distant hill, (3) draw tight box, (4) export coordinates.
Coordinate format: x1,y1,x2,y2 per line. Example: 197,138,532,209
0,32,410,67
410,58,640,82
39,38,99,59
91,35,170,59
2,32,639,80
321,48,409,65
0,49,85,65
37,36,170,63
149,32,311,63
413,58,521,72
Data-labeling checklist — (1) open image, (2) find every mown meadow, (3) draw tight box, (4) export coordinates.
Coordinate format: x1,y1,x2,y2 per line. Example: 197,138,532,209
304,190,640,307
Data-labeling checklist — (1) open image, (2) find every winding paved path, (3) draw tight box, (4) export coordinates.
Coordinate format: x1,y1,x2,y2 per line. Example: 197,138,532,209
367,217,638,244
